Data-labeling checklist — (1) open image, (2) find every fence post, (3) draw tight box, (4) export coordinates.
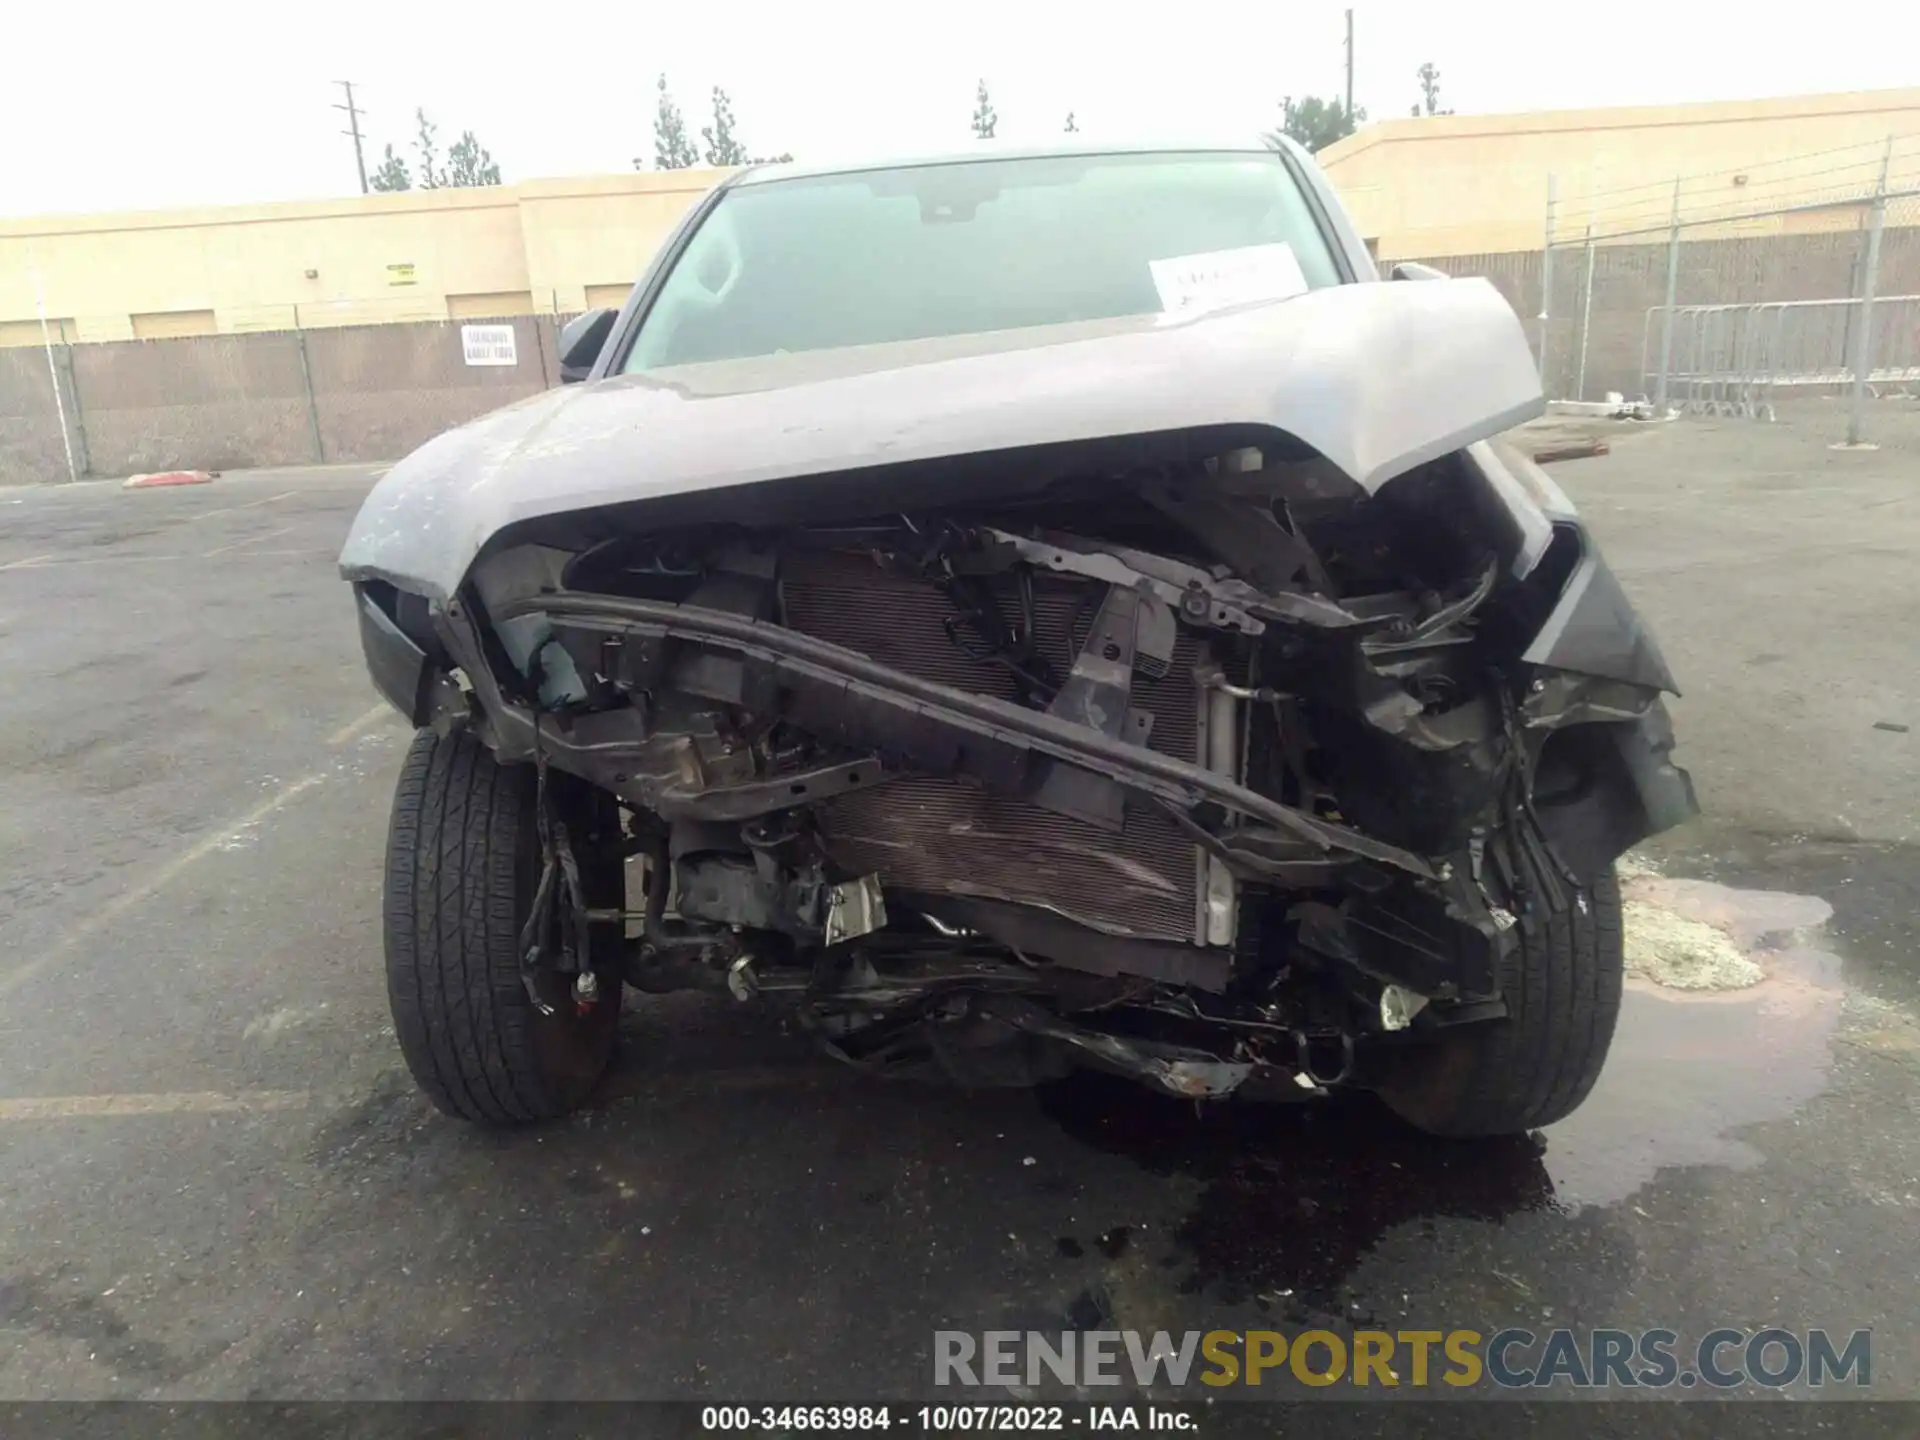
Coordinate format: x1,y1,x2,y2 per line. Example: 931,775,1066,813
532,315,555,388
1538,174,1557,389
54,344,91,478
294,329,326,463
1844,139,1893,448
1575,223,1596,401
1654,177,1681,414
31,265,79,483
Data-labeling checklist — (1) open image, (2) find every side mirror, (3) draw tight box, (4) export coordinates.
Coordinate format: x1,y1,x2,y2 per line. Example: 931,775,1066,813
557,307,618,383
1390,261,1449,282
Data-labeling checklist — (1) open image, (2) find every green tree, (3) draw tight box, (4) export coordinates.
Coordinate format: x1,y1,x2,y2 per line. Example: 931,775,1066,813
413,108,449,189
1266,95,1364,154
446,130,502,186
701,86,749,166
374,109,497,190
971,79,997,139
651,75,700,169
1063,111,1078,133
1412,62,1453,117
369,143,411,192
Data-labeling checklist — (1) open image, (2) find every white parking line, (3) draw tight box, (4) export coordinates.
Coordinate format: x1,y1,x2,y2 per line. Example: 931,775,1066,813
203,524,297,558
0,1090,315,1121
189,490,298,523
0,773,328,1003
0,553,54,572
0,554,188,570
7,550,332,570
324,702,398,747
0,695,408,1003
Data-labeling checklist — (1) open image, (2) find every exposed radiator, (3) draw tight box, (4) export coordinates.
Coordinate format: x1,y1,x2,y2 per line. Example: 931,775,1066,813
779,549,1207,943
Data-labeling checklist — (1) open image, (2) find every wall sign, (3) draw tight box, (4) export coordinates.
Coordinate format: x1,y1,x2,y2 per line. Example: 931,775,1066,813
460,324,518,366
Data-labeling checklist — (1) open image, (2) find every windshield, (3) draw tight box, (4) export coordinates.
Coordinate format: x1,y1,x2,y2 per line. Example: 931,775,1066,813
624,151,1342,370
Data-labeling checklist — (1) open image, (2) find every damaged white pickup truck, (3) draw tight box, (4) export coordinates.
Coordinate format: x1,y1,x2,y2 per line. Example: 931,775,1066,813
340,141,1695,1135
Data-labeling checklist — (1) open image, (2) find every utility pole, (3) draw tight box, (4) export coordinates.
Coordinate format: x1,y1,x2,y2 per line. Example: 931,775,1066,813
1344,9,1355,123
30,256,78,483
334,81,368,194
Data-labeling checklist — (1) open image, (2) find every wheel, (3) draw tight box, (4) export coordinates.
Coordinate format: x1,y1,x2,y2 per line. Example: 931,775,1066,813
1377,865,1623,1138
383,726,624,1124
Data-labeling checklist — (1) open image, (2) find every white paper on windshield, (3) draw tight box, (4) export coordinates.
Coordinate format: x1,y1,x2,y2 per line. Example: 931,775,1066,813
1149,243,1308,315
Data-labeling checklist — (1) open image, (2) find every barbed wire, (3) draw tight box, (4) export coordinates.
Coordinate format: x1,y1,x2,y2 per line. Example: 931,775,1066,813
1581,196,1872,244
1548,146,1920,244
1571,152,1906,220
1585,187,1916,244
1564,132,1918,211
1571,163,1887,228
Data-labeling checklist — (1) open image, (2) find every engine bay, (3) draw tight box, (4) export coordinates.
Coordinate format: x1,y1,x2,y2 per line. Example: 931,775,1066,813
365,438,1678,1098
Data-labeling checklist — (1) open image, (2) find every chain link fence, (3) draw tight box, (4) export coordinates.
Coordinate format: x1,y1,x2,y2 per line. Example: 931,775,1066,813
1527,135,1920,447
0,343,73,483
11,144,1920,480
0,314,569,484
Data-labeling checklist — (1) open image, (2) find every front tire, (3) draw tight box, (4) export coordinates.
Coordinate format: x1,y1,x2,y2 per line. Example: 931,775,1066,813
383,727,624,1125
1378,866,1624,1138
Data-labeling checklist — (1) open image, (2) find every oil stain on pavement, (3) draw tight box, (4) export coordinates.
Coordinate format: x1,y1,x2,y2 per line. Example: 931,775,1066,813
1042,1078,1560,1315
1552,867,1843,1204
1038,862,1847,1322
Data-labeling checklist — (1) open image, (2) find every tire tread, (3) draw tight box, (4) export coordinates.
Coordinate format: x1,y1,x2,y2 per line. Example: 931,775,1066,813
383,727,610,1124
1382,866,1624,1137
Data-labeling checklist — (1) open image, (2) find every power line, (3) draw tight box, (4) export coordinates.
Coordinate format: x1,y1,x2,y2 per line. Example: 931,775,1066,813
333,81,368,195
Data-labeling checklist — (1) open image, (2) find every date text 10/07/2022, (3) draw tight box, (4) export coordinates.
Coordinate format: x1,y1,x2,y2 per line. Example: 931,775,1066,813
701,1405,1193,1431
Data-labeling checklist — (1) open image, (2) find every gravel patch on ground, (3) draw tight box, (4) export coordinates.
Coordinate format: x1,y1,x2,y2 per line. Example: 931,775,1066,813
1622,897,1765,990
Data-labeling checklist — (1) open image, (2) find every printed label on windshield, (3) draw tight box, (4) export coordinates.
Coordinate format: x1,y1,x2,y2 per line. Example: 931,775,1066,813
1149,243,1308,315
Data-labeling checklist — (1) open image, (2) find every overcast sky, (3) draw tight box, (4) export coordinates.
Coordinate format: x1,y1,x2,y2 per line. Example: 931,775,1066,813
5,0,1918,218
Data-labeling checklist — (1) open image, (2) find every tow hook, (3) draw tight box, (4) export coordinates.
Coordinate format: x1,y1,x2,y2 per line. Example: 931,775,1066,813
1293,1028,1355,1087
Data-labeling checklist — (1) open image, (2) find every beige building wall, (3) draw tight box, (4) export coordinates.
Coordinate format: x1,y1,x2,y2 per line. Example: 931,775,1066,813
1320,87,1920,260
515,173,718,315
10,89,1919,345
0,170,726,345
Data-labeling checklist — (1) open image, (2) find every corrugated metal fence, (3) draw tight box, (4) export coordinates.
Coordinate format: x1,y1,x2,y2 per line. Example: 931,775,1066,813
0,315,566,484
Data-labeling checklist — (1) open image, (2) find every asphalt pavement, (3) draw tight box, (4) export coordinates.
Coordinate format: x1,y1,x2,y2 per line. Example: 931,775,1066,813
0,418,1916,1422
